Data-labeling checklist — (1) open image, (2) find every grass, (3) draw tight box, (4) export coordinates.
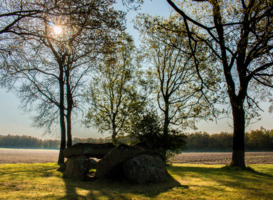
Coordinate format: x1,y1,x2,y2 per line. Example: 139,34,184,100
0,163,272,200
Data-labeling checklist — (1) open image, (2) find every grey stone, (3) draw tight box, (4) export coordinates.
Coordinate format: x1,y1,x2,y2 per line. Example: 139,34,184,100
96,144,146,179
122,154,167,184
63,143,115,158
64,155,90,180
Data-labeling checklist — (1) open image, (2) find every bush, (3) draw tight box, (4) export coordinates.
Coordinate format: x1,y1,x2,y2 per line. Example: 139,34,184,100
129,111,187,159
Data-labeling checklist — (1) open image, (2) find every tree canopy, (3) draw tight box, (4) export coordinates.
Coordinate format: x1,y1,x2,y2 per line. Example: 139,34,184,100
85,33,146,144
163,0,273,168
0,0,125,163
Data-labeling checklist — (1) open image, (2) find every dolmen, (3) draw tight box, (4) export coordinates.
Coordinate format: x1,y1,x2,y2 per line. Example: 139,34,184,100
62,143,167,184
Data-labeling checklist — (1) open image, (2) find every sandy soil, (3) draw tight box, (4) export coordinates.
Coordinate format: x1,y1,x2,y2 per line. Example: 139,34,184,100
0,148,272,164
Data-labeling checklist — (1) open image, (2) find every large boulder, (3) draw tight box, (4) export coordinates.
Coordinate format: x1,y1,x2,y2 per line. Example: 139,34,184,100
63,143,115,158
122,154,167,184
96,144,147,179
64,155,90,180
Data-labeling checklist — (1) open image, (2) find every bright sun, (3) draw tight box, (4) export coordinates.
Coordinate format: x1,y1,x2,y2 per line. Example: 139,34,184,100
53,26,62,35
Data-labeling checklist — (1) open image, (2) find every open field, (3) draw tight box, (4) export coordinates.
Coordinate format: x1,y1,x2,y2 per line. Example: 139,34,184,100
0,163,273,199
0,148,272,164
171,152,273,164
0,149,59,164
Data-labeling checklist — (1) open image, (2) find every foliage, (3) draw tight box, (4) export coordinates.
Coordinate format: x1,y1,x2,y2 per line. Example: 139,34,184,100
1,128,272,151
186,128,273,151
85,33,146,143
135,13,220,161
1,0,125,131
186,132,233,151
0,135,111,149
0,163,273,199
0,0,125,163
130,110,187,159
165,0,273,168
136,13,220,132
245,128,273,151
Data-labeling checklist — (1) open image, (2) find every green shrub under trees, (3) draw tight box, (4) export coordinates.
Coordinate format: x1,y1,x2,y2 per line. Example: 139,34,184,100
129,111,187,160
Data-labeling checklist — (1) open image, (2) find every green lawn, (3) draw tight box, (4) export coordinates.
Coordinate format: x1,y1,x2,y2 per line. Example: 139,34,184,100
0,163,272,200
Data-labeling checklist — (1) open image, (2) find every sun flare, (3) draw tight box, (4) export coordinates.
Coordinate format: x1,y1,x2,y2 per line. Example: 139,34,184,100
53,26,62,35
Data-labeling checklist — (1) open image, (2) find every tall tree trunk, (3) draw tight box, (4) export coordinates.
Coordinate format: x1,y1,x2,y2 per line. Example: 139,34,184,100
162,101,170,162
112,122,117,145
66,109,72,147
58,66,66,164
163,108,169,142
58,110,66,164
66,72,73,148
230,100,246,169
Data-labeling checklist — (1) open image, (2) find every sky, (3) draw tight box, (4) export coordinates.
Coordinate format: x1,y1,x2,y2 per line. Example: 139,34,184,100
0,0,272,140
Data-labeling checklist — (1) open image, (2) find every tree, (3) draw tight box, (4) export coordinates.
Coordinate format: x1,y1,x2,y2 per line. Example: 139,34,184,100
162,0,273,168
130,109,187,161
245,127,273,151
0,0,54,83
85,33,146,144
186,132,210,150
1,0,125,163
136,14,219,159
0,0,46,35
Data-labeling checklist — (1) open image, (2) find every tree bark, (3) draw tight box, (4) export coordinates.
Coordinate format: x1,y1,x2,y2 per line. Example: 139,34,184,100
163,104,169,142
58,66,66,164
66,109,72,147
58,113,66,164
112,122,118,145
162,100,170,162
66,70,73,148
230,101,246,169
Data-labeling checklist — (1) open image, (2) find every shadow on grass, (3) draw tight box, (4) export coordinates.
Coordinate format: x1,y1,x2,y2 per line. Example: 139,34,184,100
58,164,273,199
170,164,273,179
60,172,188,200
169,164,273,199
0,163,56,177
221,165,273,178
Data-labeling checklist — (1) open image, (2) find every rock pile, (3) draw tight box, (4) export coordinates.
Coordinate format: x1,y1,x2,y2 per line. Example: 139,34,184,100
63,143,167,183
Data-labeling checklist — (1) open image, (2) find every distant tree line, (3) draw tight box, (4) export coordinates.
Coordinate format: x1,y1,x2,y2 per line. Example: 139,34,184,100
0,135,59,149
1,128,272,151
0,135,111,149
186,128,273,152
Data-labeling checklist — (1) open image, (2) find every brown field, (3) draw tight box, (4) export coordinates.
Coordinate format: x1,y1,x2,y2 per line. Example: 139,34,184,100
171,151,273,164
0,148,59,164
0,148,272,164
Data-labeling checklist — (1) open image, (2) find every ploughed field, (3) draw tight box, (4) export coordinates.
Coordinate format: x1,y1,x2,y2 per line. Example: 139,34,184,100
0,149,59,164
0,148,272,164
170,152,273,164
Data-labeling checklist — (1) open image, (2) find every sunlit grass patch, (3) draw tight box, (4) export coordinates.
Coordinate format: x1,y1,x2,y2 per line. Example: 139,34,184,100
167,164,273,200
0,163,272,199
